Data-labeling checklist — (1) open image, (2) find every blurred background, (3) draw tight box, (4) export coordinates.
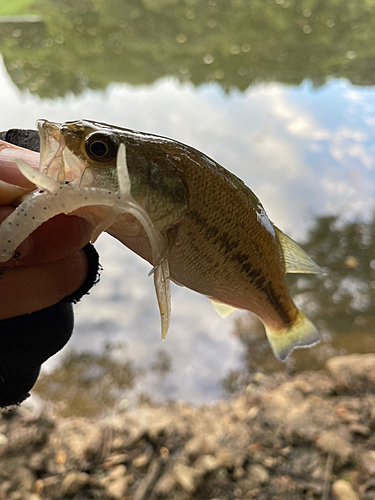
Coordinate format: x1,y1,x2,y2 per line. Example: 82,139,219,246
0,0,374,417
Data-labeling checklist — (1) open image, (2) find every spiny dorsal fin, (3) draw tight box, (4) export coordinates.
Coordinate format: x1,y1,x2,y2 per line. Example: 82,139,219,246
209,298,238,318
275,226,322,275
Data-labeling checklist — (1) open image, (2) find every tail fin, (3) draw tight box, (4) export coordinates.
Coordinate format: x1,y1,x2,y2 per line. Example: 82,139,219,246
265,311,320,362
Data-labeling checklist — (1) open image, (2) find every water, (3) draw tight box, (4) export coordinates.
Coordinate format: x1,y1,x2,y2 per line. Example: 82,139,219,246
0,0,374,414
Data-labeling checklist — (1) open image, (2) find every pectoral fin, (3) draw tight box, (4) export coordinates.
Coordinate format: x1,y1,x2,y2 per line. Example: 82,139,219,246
209,298,238,318
275,226,322,275
154,258,171,341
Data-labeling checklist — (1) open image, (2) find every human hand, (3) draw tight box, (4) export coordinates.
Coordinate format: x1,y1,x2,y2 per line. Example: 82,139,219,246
0,140,94,320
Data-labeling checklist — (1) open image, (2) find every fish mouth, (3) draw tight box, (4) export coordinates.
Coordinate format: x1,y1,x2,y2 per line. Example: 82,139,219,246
36,119,86,185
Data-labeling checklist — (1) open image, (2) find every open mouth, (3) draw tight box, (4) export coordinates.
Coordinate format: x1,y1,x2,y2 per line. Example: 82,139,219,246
36,120,87,185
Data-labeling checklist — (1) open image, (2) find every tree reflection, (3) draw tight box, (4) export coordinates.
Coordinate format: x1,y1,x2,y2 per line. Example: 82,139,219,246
0,0,375,97
34,342,140,417
34,342,174,417
222,214,375,395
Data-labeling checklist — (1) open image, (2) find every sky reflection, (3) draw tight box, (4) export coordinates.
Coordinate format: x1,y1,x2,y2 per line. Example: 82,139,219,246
1,57,375,405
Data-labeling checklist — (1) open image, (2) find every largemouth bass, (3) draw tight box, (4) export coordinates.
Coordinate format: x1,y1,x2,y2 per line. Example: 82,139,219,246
0,120,321,361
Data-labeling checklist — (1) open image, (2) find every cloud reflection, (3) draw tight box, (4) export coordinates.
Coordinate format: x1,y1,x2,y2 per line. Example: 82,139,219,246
1,66,375,404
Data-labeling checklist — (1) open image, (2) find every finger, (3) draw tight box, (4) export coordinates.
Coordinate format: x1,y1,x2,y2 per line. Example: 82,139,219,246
0,249,89,321
0,207,94,266
0,141,39,188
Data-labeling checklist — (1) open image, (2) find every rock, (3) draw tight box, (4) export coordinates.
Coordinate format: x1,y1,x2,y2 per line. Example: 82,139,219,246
61,472,90,498
326,354,375,391
42,476,61,498
193,454,219,475
361,451,375,475
332,480,359,500
10,493,22,500
100,465,132,499
34,479,44,495
315,431,352,464
0,433,8,449
246,406,259,421
348,423,370,436
101,465,127,485
215,449,237,469
132,452,151,468
57,420,103,460
261,380,339,441
173,463,202,493
247,465,269,486
103,453,130,468
111,437,125,451
154,472,177,495
29,453,47,472
106,476,131,499
184,436,219,460
233,466,246,479
271,475,297,493
159,447,169,458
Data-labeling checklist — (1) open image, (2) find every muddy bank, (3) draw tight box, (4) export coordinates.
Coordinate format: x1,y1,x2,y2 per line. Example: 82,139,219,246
1,353,375,500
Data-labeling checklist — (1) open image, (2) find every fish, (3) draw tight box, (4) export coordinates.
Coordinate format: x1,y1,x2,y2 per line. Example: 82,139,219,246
0,119,322,361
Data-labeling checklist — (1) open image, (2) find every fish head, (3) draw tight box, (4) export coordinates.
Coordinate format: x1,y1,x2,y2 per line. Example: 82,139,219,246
36,119,188,235
37,119,120,191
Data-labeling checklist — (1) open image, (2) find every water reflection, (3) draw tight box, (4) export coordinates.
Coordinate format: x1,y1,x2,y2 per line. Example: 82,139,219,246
0,0,375,411
1,0,375,97
223,213,375,395
34,342,174,417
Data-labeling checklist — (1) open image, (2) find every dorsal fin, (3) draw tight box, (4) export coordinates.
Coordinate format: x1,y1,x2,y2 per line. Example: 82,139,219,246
209,298,238,318
275,226,322,275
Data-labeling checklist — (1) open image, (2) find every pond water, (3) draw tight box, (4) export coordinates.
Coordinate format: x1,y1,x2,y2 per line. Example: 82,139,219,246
0,0,374,414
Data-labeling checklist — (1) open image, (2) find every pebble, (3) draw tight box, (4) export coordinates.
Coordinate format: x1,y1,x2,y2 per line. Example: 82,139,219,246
193,454,219,475
173,463,202,493
29,453,46,472
61,472,90,498
28,495,42,500
106,476,132,499
362,451,375,475
248,465,269,485
154,472,177,495
215,449,237,469
332,479,359,500
315,431,352,463
348,423,370,436
0,433,8,448
246,406,259,420
102,453,130,468
1,359,375,500
101,465,127,484
326,354,375,390
133,452,151,468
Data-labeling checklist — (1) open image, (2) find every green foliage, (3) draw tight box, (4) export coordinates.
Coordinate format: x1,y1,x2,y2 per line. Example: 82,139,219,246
287,214,375,336
222,213,375,394
34,343,138,417
0,0,36,16
0,0,374,98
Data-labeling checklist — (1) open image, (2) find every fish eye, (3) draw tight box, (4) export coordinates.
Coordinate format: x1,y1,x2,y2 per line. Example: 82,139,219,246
84,132,118,163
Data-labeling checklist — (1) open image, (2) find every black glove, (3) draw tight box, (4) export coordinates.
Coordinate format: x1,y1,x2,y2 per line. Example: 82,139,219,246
0,129,101,407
